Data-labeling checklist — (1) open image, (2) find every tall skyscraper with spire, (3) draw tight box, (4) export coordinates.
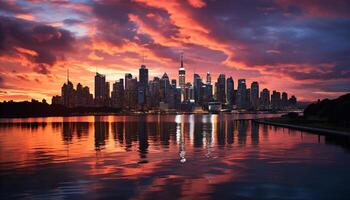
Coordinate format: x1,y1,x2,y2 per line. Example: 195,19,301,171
178,53,185,89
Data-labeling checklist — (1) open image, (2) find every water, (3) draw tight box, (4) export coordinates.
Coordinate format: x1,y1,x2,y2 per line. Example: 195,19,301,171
0,114,350,199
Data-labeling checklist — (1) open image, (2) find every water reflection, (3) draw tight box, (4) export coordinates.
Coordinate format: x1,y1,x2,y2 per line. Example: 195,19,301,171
1,114,350,199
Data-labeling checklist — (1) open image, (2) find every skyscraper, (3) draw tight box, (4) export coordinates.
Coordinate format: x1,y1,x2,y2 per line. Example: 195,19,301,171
94,72,108,106
216,74,226,103
281,92,288,108
139,64,148,86
111,79,124,109
184,82,193,101
160,73,170,102
288,95,297,107
250,81,259,110
171,79,177,88
226,77,234,107
76,83,93,106
105,82,110,99
95,73,106,99
193,73,202,104
138,64,148,108
246,88,251,109
178,53,185,89
125,76,138,109
206,72,211,85
271,90,281,110
62,81,74,107
148,77,160,108
124,73,132,89
260,88,270,110
237,79,247,109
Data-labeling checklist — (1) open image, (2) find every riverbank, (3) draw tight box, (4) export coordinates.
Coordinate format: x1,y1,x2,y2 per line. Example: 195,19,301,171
254,118,350,137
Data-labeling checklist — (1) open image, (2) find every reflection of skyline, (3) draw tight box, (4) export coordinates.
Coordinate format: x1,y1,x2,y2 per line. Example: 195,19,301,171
94,120,109,151
2,114,350,155
2,115,350,199
137,116,148,160
0,115,276,154
238,120,248,145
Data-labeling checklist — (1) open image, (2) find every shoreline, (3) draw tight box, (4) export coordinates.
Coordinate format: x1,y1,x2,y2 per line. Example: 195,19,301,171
254,118,350,137
0,110,294,119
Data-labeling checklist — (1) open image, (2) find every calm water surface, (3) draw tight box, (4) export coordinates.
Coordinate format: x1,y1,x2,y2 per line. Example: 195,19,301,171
1,114,350,199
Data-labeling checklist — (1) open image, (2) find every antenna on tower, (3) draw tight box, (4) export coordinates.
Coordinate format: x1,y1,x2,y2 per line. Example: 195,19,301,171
67,66,69,84
180,51,184,68
142,51,145,65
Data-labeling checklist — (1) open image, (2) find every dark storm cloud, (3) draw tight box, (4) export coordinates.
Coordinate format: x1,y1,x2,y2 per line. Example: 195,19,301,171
0,16,75,74
184,0,350,82
0,1,28,14
279,0,350,18
92,0,180,61
63,18,83,25
293,80,350,93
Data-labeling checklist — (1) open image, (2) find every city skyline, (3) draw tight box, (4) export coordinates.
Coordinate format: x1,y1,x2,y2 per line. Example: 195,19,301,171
0,0,349,102
51,58,297,112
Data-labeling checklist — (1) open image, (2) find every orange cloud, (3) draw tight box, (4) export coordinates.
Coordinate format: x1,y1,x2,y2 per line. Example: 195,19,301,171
15,47,38,57
187,0,206,8
15,13,35,21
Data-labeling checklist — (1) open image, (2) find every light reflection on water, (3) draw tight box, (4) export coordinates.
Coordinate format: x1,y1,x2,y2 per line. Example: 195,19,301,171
0,114,350,200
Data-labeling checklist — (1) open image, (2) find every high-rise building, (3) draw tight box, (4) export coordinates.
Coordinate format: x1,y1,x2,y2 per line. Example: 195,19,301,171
179,53,185,89
125,73,132,90
138,64,148,108
260,88,270,110
206,72,211,85
226,77,234,107
237,79,247,109
281,92,288,109
76,83,93,106
148,77,160,108
193,73,202,104
160,73,170,102
246,88,251,109
95,72,106,99
94,72,109,106
250,81,259,110
288,95,297,107
111,79,124,109
184,82,193,101
167,85,181,109
105,82,110,99
271,90,281,110
201,84,213,104
62,80,74,107
216,74,226,103
139,65,148,86
171,79,177,88
125,76,138,109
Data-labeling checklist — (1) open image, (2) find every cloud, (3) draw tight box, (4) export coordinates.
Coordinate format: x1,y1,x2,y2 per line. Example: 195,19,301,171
1,0,350,101
0,1,28,14
0,16,75,74
277,0,350,18
181,0,350,81
187,0,206,8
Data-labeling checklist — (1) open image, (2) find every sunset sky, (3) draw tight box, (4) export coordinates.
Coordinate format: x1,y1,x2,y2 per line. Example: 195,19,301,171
0,0,349,102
